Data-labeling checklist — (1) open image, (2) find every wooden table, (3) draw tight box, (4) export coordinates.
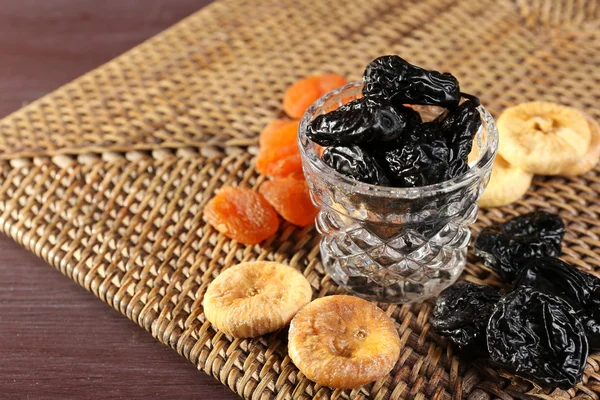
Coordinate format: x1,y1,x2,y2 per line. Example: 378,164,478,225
0,1,237,398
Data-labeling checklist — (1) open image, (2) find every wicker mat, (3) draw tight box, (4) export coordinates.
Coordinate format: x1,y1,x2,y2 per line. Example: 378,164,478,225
1,0,599,398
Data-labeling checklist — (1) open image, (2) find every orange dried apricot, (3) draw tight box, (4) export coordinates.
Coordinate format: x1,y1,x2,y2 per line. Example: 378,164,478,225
259,177,318,227
256,146,303,178
203,187,279,245
256,142,303,178
283,73,348,119
256,119,303,178
259,119,299,148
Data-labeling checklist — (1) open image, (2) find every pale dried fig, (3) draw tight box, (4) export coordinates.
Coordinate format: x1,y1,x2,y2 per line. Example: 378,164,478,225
498,102,591,175
479,155,533,208
288,295,400,389
204,261,312,338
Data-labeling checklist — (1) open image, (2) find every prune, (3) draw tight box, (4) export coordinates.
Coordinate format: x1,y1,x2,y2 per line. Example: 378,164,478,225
416,121,443,143
473,211,565,281
363,55,460,108
374,137,451,187
307,96,420,146
487,288,588,389
430,282,501,352
322,145,389,185
440,99,481,163
514,256,600,348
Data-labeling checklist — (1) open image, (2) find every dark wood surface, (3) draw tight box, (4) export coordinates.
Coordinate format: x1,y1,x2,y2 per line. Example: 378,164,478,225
0,1,237,399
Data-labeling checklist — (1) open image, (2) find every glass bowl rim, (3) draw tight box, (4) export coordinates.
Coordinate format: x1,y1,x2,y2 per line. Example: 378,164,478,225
298,81,498,199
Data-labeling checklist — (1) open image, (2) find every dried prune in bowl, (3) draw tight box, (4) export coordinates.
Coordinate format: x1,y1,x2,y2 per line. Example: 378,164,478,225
306,96,420,146
473,211,565,281
430,282,501,353
440,99,482,165
299,82,498,303
363,55,461,108
321,145,389,185
487,287,588,389
514,256,600,348
371,137,452,188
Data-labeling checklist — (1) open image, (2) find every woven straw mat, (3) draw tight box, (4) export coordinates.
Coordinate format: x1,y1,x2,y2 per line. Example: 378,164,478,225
1,0,599,398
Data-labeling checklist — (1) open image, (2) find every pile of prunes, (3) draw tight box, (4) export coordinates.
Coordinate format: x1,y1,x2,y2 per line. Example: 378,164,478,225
307,55,481,188
431,210,599,389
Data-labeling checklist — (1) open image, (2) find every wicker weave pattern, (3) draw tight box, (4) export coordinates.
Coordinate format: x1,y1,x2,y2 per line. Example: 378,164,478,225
1,0,600,398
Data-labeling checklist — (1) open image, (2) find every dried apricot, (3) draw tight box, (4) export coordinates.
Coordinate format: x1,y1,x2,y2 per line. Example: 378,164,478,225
204,261,312,338
259,119,299,148
203,187,279,245
256,119,303,178
288,295,400,389
256,147,303,178
283,74,348,119
259,177,318,227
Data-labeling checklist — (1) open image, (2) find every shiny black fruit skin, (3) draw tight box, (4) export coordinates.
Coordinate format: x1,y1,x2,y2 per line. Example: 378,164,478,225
440,99,481,165
306,96,421,146
430,282,501,353
473,211,565,281
487,288,588,389
363,55,460,108
514,256,600,349
321,145,389,185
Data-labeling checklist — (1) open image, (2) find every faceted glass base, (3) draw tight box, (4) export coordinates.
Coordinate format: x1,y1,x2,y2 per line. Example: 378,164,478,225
318,211,472,303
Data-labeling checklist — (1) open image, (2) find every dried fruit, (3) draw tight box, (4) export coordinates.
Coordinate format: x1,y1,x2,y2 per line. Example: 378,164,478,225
561,114,600,176
322,145,389,185
306,96,421,146
487,288,588,389
479,155,533,208
430,282,501,352
440,99,481,165
473,211,565,281
256,145,303,178
363,55,460,108
259,177,318,227
374,136,452,187
497,102,591,175
256,119,303,178
288,295,400,389
204,187,279,245
259,119,299,148
204,261,312,338
284,73,348,119
514,256,600,348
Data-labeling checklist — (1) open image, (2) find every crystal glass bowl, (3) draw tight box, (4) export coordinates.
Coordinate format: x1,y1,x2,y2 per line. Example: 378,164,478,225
298,82,498,303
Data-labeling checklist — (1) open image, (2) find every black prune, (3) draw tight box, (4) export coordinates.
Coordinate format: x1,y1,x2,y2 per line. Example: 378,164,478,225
487,288,588,389
363,55,460,108
393,120,443,145
321,145,389,185
374,137,451,187
440,99,481,163
430,282,501,352
514,256,600,348
306,96,420,146
473,211,565,281
416,121,443,143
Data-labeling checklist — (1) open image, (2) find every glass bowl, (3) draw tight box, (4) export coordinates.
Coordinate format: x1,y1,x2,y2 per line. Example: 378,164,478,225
298,82,498,303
